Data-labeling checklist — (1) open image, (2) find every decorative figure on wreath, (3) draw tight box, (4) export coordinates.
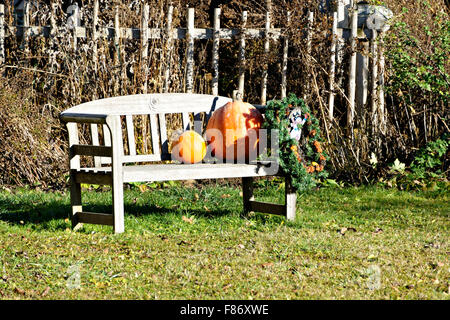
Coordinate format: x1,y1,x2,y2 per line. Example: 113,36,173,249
262,94,328,191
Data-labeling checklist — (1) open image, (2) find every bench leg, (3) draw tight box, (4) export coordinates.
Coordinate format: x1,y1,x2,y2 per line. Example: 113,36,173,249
107,115,125,234
242,177,254,215
69,172,82,230
285,176,297,221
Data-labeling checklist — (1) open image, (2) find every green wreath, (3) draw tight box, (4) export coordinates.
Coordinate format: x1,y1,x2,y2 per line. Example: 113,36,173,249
262,93,329,191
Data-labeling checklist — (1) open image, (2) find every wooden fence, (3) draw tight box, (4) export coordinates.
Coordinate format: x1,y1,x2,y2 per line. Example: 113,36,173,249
0,0,390,135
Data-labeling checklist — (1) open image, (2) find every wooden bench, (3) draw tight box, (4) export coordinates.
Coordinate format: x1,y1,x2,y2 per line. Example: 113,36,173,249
60,93,297,233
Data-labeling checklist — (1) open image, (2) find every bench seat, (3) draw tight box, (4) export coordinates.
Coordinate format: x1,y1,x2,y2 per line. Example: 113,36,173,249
73,162,277,184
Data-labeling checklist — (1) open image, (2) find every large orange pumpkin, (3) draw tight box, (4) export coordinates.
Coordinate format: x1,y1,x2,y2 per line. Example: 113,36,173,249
171,130,207,164
205,100,264,162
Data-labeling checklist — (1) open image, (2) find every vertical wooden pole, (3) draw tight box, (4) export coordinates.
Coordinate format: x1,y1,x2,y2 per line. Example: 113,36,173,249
141,4,149,94
212,8,221,96
48,1,58,72
370,29,378,132
22,0,30,58
72,3,80,51
92,0,99,74
356,44,369,117
335,0,348,89
0,4,5,66
163,5,173,93
238,11,247,97
281,11,290,100
378,31,386,134
328,11,337,126
186,8,195,93
114,6,120,66
304,10,314,100
347,2,358,131
140,4,150,154
260,10,270,105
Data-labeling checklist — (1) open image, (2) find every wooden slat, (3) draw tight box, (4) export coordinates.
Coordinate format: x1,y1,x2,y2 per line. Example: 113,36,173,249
61,94,232,116
158,113,169,155
150,114,160,155
71,144,112,157
102,124,112,165
182,112,190,131
122,163,278,183
249,201,285,216
5,25,286,41
73,170,112,185
122,154,162,163
211,8,220,96
90,124,102,167
125,115,136,156
67,123,80,170
75,212,114,226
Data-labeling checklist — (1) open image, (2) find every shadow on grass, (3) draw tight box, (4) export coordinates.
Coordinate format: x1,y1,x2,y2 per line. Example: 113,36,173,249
0,194,238,231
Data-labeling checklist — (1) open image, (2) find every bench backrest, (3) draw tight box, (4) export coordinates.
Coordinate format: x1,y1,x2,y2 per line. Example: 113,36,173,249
69,93,233,165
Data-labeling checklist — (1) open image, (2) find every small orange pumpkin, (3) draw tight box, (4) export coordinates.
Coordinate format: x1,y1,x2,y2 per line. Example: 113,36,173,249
205,100,264,161
171,130,207,164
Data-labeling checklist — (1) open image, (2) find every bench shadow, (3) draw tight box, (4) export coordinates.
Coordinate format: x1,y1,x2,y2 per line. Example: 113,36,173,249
0,195,237,231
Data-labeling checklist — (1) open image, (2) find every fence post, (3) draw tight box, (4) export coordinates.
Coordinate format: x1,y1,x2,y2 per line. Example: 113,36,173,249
328,11,337,126
370,29,378,133
260,9,271,105
378,31,386,134
347,1,358,132
163,5,173,93
238,10,247,98
141,4,149,94
0,4,5,66
212,8,221,96
92,0,99,74
281,11,289,100
186,8,195,93
304,10,314,101
22,0,30,57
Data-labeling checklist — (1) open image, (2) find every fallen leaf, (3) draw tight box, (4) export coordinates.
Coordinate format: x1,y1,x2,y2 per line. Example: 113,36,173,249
261,262,274,269
221,194,231,199
237,244,245,249
194,193,199,200
138,184,147,193
373,227,383,234
182,215,195,224
41,287,50,297
14,287,25,295
203,205,210,212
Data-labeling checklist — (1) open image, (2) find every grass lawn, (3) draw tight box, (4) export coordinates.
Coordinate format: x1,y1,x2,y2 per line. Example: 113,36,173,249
0,181,448,300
